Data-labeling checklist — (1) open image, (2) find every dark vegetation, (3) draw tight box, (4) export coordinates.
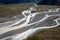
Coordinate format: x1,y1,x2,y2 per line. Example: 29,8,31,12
37,0,60,5
0,0,40,4
26,25,60,40
0,0,60,5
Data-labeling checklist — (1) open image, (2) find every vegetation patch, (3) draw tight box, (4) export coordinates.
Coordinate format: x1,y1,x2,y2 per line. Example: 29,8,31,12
0,3,60,17
26,26,60,40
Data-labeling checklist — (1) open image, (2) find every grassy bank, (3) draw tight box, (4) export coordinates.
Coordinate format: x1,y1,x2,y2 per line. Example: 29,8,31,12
0,3,60,17
26,25,60,40
0,3,33,17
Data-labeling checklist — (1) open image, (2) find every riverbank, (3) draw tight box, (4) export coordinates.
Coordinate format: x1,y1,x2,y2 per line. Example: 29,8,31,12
0,3,60,18
26,25,60,40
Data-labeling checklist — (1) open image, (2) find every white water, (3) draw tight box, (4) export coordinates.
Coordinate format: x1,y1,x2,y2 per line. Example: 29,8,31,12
14,8,60,40
0,8,60,40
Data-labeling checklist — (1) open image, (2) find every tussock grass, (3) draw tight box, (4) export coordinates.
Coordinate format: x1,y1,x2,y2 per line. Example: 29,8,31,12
0,3,60,17
26,25,60,40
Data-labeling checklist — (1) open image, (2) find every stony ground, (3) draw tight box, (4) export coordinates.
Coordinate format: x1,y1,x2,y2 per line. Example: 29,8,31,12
0,3,60,40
